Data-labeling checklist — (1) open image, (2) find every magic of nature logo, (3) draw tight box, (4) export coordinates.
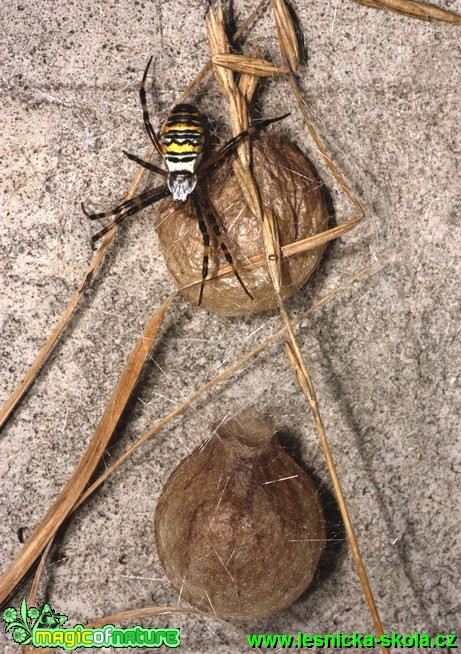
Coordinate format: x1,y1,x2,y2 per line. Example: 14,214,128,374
3,598,180,649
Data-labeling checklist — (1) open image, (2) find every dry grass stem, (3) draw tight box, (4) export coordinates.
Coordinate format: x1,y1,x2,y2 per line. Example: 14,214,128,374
354,0,392,7
0,153,153,432
238,50,261,103
287,74,365,218
185,21,391,619
284,342,387,650
212,53,284,77
261,210,283,293
206,5,260,168
264,2,387,646
27,539,54,610
272,0,300,72
175,217,363,292
176,0,270,105
278,305,388,653
229,87,251,166
0,234,111,431
21,538,57,654
352,0,461,22
206,6,233,94
279,85,389,654
0,294,175,605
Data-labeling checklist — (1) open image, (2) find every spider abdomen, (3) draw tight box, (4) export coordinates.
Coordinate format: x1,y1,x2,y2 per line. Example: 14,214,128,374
160,104,205,174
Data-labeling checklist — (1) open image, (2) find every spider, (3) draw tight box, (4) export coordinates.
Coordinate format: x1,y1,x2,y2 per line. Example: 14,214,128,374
82,57,289,305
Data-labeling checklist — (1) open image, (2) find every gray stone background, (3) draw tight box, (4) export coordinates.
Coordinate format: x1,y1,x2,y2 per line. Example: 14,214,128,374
1,0,459,652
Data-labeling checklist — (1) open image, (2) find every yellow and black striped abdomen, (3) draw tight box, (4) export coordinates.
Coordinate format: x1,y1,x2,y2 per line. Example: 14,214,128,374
160,104,205,174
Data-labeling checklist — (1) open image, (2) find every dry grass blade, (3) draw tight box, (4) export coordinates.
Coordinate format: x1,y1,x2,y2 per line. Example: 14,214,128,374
261,210,283,293
352,0,461,22
27,538,54,610
28,606,264,654
206,7,233,94
208,23,382,643
354,0,389,7
21,538,56,654
287,74,365,218
282,217,363,258
238,48,261,104
272,0,300,72
212,53,284,76
177,0,270,103
73,256,392,512
266,11,388,648
177,218,363,284
283,342,387,651
275,302,390,652
229,87,251,167
0,294,175,605
0,155,153,432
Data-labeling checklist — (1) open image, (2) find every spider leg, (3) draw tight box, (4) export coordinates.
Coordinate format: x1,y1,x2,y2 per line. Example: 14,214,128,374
191,193,212,306
193,189,253,303
140,57,163,156
200,113,290,172
122,150,168,177
82,184,170,242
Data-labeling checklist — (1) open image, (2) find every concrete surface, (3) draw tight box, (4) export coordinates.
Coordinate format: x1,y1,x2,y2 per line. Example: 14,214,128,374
1,1,460,652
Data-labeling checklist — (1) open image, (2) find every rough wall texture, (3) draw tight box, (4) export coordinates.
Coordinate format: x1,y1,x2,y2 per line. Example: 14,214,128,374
1,1,459,652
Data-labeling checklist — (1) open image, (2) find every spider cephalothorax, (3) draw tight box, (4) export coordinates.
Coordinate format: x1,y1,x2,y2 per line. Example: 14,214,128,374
82,58,288,304
167,171,197,202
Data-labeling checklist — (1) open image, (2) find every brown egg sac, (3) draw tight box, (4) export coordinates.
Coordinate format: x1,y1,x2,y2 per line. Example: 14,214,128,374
155,135,328,316
154,412,325,620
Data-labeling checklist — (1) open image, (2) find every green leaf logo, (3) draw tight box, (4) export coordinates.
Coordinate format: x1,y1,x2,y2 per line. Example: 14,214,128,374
3,600,33,646
3,599,67,646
